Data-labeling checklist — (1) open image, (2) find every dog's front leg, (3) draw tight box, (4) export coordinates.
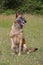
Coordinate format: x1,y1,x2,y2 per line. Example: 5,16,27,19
11,38,16,54
18,40,22,56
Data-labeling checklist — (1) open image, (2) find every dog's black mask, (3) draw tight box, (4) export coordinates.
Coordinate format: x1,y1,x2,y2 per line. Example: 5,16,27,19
17,16,27,28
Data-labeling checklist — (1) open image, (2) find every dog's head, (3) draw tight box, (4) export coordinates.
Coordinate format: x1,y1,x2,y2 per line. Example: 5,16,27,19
16,12,27,28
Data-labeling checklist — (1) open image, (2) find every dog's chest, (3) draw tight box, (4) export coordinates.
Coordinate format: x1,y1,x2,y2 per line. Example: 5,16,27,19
15,22,22,30
13,35,19,45
13,32,23,45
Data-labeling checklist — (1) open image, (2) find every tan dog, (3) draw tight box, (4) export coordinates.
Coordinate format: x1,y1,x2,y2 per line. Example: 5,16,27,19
10,12,30,55
10,12,38,55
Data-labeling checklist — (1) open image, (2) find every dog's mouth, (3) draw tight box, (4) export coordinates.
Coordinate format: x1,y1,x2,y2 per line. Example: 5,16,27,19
19,17,27,27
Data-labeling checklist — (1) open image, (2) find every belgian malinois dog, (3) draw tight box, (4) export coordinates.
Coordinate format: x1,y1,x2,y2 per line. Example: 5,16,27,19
10,12,38,56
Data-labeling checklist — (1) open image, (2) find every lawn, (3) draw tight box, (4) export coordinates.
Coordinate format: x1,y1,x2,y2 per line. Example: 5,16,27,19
0,14,43,65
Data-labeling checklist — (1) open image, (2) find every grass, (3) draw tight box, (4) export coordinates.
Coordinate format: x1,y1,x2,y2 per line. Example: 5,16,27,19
0,14,43,65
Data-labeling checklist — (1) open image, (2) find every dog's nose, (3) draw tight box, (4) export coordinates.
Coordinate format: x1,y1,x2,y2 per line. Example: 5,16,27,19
25,20,27,23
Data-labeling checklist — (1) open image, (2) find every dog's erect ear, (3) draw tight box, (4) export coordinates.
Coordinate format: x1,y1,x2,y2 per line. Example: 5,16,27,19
16,12,21,18
16,12,19,18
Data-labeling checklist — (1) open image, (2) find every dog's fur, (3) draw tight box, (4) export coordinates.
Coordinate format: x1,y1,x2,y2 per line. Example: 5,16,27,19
10,12,29,55
10,12,38,55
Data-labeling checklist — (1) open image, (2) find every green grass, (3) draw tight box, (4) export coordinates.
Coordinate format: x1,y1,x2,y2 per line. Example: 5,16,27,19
0,14,43,65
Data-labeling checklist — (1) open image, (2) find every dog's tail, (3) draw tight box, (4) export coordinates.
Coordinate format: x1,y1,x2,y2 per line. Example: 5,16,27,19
29,48,38,53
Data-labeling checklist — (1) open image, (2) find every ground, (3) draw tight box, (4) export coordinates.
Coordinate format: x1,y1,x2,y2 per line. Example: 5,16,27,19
0,14,43,65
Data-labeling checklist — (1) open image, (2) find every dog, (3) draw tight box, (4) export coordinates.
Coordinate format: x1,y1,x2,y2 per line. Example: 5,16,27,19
10,12,38,56
10,12,30,56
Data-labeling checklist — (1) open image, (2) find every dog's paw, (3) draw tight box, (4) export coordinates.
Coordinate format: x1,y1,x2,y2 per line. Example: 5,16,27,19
27,51,30,54
27,50,32,54
18,53,21,56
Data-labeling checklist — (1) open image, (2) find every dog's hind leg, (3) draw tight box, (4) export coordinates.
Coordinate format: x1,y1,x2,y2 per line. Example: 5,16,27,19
22,38,30,54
